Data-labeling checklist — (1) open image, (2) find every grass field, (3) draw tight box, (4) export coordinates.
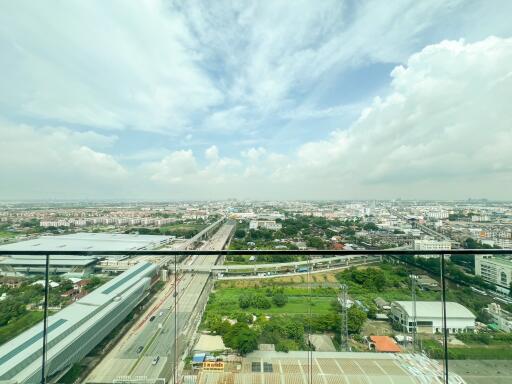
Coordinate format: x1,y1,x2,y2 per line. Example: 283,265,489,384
0,230,16,238
206,286,336,316
158,223,206,238
160,223,205,232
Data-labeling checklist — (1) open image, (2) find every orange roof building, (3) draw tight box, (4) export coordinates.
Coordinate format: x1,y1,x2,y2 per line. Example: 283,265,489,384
369,336,401,353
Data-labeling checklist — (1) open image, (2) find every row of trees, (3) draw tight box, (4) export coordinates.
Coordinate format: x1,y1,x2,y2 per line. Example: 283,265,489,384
344,267,390,292
238,291,288,309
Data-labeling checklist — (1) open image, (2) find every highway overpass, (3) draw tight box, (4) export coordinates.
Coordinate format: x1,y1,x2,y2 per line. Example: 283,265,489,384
178,255,379,274
85,223,235,384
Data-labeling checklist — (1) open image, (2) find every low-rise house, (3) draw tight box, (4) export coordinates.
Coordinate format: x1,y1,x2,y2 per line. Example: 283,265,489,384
485,303,512,332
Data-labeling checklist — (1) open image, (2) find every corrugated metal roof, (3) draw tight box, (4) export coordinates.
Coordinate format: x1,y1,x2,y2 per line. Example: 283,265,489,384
0,319,67,366
101,262,153,294
0,233,173,252
0,262,156,379
393,301,475,318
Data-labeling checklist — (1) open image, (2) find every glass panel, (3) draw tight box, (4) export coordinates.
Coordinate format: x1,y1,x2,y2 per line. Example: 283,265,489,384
2,248,509,384
445,253,512,383
400,253,448,382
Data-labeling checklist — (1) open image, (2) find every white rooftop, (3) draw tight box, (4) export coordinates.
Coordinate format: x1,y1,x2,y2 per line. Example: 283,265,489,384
0,262,156,380
393,301,475,319
0,232,173,253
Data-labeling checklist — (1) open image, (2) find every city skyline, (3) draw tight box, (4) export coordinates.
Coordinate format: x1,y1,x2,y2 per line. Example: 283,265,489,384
1,1,512,200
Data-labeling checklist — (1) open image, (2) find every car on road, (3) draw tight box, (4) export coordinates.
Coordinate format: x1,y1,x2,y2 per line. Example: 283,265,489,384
149,315,155,322
136,346,143,354
159,311,163,316
152,356,160,365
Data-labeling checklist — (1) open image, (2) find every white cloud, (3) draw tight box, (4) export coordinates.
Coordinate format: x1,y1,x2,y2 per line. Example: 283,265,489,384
182,0,510,116
0,0,222,133
241,147,266,161
148,150,199,183
276,37,512,198
1,0,512,200
204,145,219,161
0,122,128,198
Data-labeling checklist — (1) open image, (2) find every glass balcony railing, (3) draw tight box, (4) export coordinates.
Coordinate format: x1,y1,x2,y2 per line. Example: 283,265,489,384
0,248,511,384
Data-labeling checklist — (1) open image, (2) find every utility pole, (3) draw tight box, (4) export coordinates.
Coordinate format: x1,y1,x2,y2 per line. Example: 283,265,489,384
411,274,417,352
339,284,349,351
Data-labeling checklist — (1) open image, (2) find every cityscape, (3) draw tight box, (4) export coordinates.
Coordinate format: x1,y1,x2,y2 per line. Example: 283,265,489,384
1,1,512,384
0,200,511,383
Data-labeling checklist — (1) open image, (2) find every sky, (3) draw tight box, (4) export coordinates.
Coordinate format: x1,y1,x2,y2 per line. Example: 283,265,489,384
1,0,512,201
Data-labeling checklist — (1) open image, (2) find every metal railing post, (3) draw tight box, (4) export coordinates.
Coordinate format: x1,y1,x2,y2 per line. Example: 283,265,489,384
440,254,449,384
41,254,50,384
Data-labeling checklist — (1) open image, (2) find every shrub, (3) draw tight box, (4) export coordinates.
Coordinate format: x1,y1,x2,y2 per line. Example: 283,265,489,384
272,293,288,307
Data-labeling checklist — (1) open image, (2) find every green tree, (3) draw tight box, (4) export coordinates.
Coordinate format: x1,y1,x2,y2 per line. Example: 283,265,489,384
253,295,271,309
223,323,258,354
306,236,324,249
239,293,252,309
272,293,288,307
371,270,386,292
347,306,367,334
363,222,379,231
85,276,102,291
234,229,246,239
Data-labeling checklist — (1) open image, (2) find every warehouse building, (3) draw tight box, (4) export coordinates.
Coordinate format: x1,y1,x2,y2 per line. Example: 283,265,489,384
0,262,158,384
0,255,96,276
0,232,173,276
390,301,476,334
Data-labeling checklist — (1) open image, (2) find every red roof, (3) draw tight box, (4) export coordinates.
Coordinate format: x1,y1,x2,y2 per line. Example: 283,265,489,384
370,336,401,353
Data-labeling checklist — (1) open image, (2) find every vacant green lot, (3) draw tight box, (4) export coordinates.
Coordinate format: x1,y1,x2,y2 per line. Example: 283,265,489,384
0,230,16,239
159,223,206,237
206,287,336,317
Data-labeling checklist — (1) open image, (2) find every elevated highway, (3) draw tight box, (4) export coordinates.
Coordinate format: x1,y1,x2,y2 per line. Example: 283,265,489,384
84,223,234,384
179,255,379,274
218,257,381,280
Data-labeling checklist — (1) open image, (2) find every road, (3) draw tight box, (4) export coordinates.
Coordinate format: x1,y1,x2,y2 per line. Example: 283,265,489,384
84,223,234,383
389,208,451,241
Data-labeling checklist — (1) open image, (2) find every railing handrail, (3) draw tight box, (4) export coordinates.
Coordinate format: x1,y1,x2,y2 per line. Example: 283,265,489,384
0,249,510,256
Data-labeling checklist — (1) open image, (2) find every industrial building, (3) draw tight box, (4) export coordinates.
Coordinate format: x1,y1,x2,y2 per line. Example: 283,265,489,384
0,233,172,276
475,255,512,289
0,255,96,276
390,301,476,334
0,262,158,384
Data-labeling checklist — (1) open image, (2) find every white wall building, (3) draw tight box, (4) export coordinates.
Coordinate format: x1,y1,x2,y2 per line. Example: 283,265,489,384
390,301,476,334
249,220,282,231
413,240,452,251
475,255,512,288
427,211,449,220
